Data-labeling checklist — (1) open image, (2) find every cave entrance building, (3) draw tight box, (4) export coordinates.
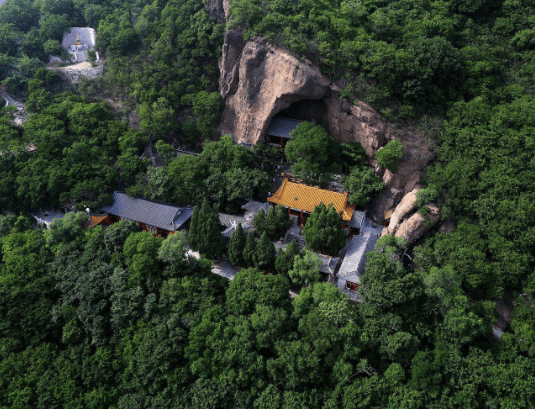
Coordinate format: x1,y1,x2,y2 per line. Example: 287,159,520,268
267,178,364,235
264,117,304,148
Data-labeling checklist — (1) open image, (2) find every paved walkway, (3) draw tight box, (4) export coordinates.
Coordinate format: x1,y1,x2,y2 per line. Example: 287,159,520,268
186,250,239,281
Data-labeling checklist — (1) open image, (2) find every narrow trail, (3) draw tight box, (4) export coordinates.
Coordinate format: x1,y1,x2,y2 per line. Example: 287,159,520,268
0,88,28,125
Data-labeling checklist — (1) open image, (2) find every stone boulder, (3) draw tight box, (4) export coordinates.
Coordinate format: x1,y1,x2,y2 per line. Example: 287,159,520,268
394,203,440,245
382,188,419,236
381,188,440,245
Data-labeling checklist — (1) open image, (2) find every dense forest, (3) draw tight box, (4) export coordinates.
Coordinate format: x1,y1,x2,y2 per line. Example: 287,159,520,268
1,0,535,407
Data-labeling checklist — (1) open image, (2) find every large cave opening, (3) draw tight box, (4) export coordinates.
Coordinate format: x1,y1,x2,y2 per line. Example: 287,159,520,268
265,97,331,148
277,98,328,127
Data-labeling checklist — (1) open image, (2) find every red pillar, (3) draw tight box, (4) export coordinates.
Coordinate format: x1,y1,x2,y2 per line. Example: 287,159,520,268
288,207,291,216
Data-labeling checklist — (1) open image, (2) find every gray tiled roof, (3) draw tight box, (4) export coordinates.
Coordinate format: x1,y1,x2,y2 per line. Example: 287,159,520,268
317,254,340,275
102,192,192,232
242,200,271,214
62,27,96,50
337,230,380,283
266,117,303,139
348,209,365,228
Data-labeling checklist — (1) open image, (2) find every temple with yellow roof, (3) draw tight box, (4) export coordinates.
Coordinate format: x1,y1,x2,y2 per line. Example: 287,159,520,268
268,178,365,234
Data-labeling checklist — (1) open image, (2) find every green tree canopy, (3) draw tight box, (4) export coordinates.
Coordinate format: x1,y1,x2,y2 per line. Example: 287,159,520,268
228,223,246,267
288,249,322,286
376,140,404,171
256,231,276,272
303,202,346,256
285,122,338,187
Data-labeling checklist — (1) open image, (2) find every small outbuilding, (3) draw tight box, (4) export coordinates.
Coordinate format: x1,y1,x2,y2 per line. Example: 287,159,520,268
336,230,380,298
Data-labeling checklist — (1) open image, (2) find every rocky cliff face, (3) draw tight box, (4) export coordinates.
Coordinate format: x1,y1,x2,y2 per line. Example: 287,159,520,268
205,0,228,22
218,30,386,157
217,26,438,244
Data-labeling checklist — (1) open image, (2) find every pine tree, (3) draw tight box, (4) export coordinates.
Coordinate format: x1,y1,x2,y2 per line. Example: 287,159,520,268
303,202,346,256
253,208,267,236
243,231,257,268
197,200,225,259
196,198,211,253
267,204,292,240
275,240,301,277
228,223,246,266
189,206,200,250
256,231,276,272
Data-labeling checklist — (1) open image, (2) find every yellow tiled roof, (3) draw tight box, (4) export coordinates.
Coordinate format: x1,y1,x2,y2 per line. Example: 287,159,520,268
90,214,108,228
268,179,354,221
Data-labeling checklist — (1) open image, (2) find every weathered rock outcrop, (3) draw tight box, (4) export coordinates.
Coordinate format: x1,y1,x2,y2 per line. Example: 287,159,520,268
382,188,440,245
382,188,419,236
394,203,440,245
219,32,331,145
0,88,27,125
219,30,386,157
205,0,227,22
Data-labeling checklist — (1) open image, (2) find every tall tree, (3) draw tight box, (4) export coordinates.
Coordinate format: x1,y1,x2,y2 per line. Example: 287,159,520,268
256,232,276,272
341,167,386,207
275,241,301,277
243,231,257,268
288,249,322,285
303,203,346,256
253,208,268,236
228,223,246,267
196,199,225,259
188,206,200,251
267,204,292,240
285,122,338,187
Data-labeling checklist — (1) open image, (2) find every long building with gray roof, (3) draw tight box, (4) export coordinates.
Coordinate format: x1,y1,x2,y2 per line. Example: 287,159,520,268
336,230,380,292
102,192,192,234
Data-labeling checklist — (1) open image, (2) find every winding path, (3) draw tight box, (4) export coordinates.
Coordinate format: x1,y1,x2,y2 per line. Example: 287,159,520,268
0,88,28,125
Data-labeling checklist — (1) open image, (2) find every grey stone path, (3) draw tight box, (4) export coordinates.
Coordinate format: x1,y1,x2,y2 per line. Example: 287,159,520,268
187,250,239,281
0,89,27,125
